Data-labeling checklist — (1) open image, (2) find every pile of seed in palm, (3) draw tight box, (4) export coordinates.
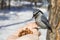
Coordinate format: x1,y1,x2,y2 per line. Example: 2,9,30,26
18,28,33,37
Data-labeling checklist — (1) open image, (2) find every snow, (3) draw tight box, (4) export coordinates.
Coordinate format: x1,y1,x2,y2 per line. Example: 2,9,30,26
0,7,48,40
0,7,34,26
39,29,47,40
21,1,31,5
10,1,23,7
10,0,43,7
0,0,49,40
0,7,35,40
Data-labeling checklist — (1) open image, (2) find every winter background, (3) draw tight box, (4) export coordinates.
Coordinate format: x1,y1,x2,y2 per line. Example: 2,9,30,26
0,0,49,40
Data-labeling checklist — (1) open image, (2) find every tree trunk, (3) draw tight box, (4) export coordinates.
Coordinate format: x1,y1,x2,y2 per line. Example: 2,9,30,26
34,0,37,6
8,0,10,9
47,0,60,40
56,22,60,40
35,2,37,6
1,0,4,9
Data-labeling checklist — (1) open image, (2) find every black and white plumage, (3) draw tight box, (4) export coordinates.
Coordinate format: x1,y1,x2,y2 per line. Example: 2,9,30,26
33,9,52,32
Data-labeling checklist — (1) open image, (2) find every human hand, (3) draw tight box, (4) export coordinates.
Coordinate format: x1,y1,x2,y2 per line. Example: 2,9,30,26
7,22,40,40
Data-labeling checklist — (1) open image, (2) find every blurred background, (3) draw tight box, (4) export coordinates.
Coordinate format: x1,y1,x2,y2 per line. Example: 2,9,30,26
0,0,49,40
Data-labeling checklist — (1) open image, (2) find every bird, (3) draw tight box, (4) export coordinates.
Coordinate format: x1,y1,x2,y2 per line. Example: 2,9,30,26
33,9,52,32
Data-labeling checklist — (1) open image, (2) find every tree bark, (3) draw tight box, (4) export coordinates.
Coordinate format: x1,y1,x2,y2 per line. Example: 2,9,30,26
56,22,60,40
47,0,60,40
8,0,10,9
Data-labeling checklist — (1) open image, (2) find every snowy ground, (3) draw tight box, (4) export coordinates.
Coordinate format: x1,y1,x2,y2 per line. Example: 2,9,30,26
0,0,49,40
0,7,48,40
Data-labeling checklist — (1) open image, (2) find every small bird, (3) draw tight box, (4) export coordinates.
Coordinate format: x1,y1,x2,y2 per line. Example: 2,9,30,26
33,9,52,32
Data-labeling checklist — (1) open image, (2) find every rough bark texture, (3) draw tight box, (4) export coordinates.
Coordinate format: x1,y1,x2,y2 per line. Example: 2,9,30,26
56,22,60,40
47,0,60,40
